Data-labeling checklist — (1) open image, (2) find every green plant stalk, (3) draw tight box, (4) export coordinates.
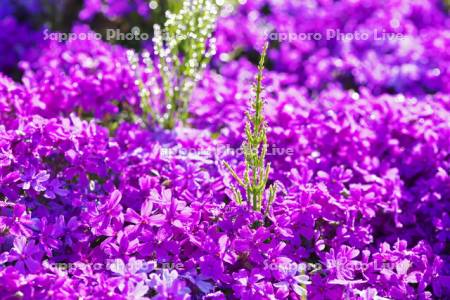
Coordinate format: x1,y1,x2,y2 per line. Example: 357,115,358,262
223,43,278,214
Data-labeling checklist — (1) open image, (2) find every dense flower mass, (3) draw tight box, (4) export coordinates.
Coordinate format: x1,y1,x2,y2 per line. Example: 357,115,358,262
79,0,150,20
20,24,140,119
0,1,449,299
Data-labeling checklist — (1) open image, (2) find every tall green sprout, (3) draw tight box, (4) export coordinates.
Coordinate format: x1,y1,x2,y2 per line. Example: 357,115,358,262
128,0,218,129
223,43,277,214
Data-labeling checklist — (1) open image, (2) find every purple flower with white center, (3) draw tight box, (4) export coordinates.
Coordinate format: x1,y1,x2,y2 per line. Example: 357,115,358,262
149,270,191,300
8,236,42,273
0,147,14,167
184,273,214,295
108,257,148,296
274,273,311,299
19,167,49,193
325,245,362,283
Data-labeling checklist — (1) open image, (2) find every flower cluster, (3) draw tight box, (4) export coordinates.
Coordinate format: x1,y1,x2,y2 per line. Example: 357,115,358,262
215,0,450,95
79,0,153,20
0,17,40,75
0,0,449,299
20,25,140,119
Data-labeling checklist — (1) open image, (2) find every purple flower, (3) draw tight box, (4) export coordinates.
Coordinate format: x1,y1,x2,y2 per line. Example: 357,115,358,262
149,270,191,300
274,273,311,298
43,179,68,199
325,245,362,282
91,190,124,235
19,167,49,193
54,216,86,247
125,197,165,238
103,230,140,257
108,258,148,296
316,165,353,197
8,236,42,273
0,204,34,236
35,217,61,257
199,254,225,281
231,269,274,299
153,188,193,230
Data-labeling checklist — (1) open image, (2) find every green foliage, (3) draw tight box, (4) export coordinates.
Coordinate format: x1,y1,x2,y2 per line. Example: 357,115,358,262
128,0,218,129
223,43,278,214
